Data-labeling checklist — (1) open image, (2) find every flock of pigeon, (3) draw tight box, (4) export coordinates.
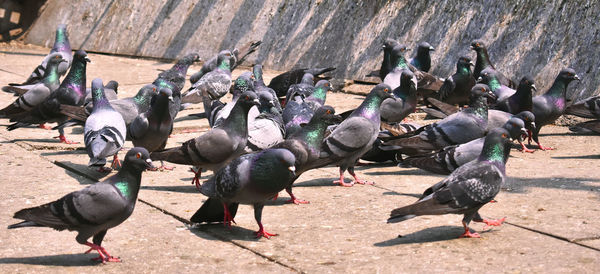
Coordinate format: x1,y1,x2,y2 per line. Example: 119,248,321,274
1,25,595,263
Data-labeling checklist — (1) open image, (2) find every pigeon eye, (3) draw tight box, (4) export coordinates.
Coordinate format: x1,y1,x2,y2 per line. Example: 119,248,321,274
136,152,141,159
326,110,332,114
501,133,507,138
384,88,389,92
476,43,480,47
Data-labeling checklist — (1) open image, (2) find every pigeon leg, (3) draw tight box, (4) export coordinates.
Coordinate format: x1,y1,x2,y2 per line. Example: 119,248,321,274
222,202,236,228
84,242,120,263
159,161,174,171
526,129,533,145
348,166,374,185
110,154,121,170
333,169,354,187
54,128,79,144
285,186,309,204
253,204,277,239
272,193,278,201
475,217,506,230
189,167,203,190
38,123,52,130
518,141,535,153
458,221,480,238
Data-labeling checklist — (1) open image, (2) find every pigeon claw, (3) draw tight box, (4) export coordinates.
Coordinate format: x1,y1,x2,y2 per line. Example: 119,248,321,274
537,144,554,151
518,142,535,153
85,242,121,263
255,227,278,239
459,230,481,238
333,179,354,187
55,135,79,144
481,217,506,230
354,179,374,185
285,196,310,205
38,123,52,130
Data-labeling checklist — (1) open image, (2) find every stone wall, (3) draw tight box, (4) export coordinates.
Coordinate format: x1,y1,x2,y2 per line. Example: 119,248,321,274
25,0,600,98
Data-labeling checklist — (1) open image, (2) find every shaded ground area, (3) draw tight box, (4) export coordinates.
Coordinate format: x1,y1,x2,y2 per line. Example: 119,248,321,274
0,44,599,273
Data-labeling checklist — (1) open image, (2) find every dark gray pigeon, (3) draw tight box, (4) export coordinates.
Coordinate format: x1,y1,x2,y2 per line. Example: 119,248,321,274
388,128,513,238
307,84,393,186
434,56,476,106
7,24,72,87
403,117,526,175
283,80,332,136
245,90,285,152
493,76,536,114
6,50,90,144
268,67,335,97
380,70,418,123
471,40,515,89
84,79,127,172
206,72,255,127
253,64,282,112
150,91,260,188
189,41,261,84
129,88,175,170
383,84,495,154
383,44,412,90
8,147,154,263
565,95,600,119
409,42,435,72
366,38,400,80
0,54,67,123
530,68,580,150
284,73,315,105
477,68,517,103
182,51,232,104
190,148,296,238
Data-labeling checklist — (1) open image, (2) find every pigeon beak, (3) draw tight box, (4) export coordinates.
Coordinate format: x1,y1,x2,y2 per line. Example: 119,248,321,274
470,45,475,50
288,165,296,176
85,57,91,63
145,159,156,170
530,122,536,130
253,98,260,106
476,76,483,83
168,96,174,102
519,128,528,142
268,100,275,106
574,74,581,81
469,61,475,67
429,46,435,51
486,90,497,101
531,84,537,92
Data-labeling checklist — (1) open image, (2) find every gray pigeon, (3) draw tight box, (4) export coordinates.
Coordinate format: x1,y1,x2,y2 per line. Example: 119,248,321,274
189,41,261,84
150,91,260,188
6,24,72,88
471,40,515,89
530,68,580,150
8,147,155,263
190,148,296,238
382,84,495,154
182,51,232,104
493,76,536,114
403,117,527,175
129,88,175,170
565,95,600,119
245,90,285,152
6,50,90,144
434,56,476,106
84,79,127,172
307,84,393,186
366,38,400,80
383,44,412,90
380,70,418,123
206,72,255,127
477,68,516,103
283,80,332,136
388,128,513,238
2,53,66,96
0,54,67,123
268,67,336,98
409,42,435,72
253,64,282,112
284,73,315,105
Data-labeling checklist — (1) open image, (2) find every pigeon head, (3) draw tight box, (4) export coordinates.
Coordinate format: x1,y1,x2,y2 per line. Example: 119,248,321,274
477,68,501,90
478,127,512,168
105,80,119,93
312,105,342,125
514,111,536,131
53,24,71,52
557,68,580,83
157,87,174,102
457,56,474,71
257,90,275,110
416,42,434,53
503,117,527,142
90,78,109,108
252,149,297,181
47,53,67,65
134,84,158,106
383,38,400,50
372,83,394,100
180,53,200,65
232,72,255,97
74,50,91,63
470,83,496,102
400,70,418,92
252,64,264,83
216,50,233,70
238,91,260,108
124,147,155,171
518,76,536,92
470,40,487,51
300,73,314,85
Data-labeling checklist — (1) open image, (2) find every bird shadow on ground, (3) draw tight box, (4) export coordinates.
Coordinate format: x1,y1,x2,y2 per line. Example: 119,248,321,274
190,223,264,242
502,176,600,194
552,154,600,160
41,150,87,156
539,132,576,137
141,185,200,194
362,168,446,177
380,191,421,198
0,253,99,266
374,226,497,246
175,114,205,122
293,177,338,187
56,161,111,184
9,138,64,144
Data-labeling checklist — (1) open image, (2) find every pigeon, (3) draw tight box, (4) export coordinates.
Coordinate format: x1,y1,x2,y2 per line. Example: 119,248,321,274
189,41,261,84
150,91,260,188
471,40,515,89
476,68,517,103
84,80,119,105
284,73,315,105
154,53,199,120
8,147,155,263
530,68,580,150
366,38,400,80
190,148,296,238
569,120,600,134
283,80,332,137
493,76,537,114
245,90,285,152
307,84,393,186
268,67,335,98
2,53,66,96
380,121,422,136
0,54,67,124
129,88,175,170
84,79,127,172
252,64,282,112
182,51,232,104
434,56,476,106
380,70,418,123
6,50,90,144
409,42,435,72
388,128,513,238
383,44,412,90
207,72,255,127
274,106,342,203
402,117,527,175
6,24,72,88
382,84,495,154
58,84,158,129
565,95,600,119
